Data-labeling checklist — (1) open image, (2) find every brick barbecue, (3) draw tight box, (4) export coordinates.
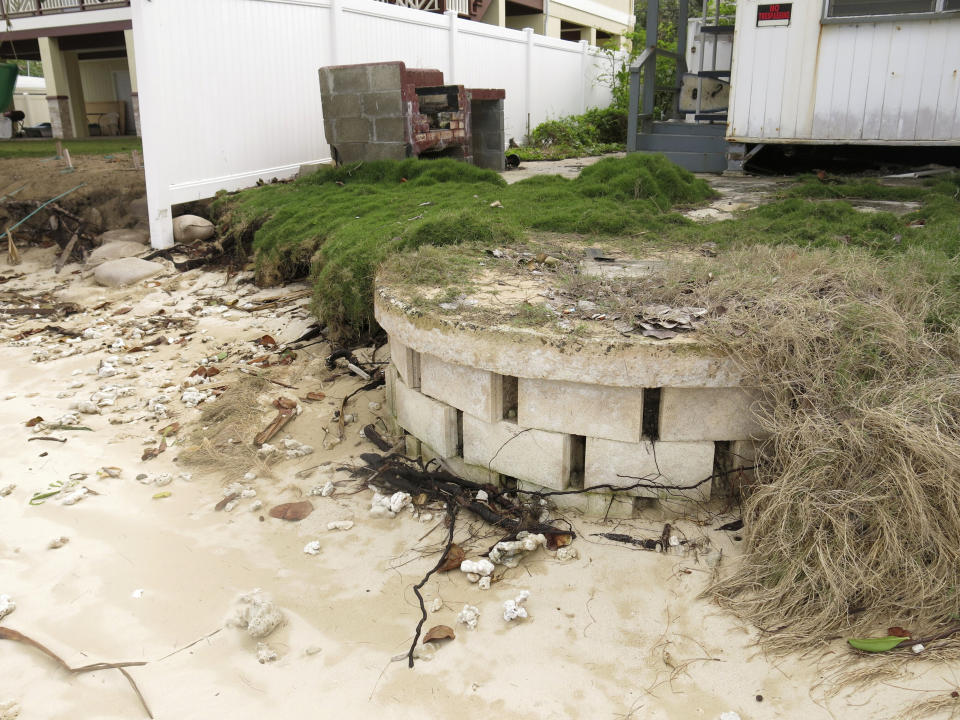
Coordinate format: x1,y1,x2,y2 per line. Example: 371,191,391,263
319,61,505,171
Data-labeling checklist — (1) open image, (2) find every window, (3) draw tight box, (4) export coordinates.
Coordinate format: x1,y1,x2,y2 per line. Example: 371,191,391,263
825,0,959,18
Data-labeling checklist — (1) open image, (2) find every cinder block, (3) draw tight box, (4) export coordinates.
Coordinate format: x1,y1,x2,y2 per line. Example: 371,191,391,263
730,439,759,485
659,387,767,441
518,377,643,443
585,438,714,500
584,492,637,519
394,374,459,458
363,142,408,161
318,67,335,95
422,441,500,485
335,117,372,144
421,354,506,423
374,116,406,142
332,66,370,93
362,91,403,117
518,479,588,514
463,415,573,491
367,63,403,91
332,142,366,164
322,93,362,118
390,336,420,388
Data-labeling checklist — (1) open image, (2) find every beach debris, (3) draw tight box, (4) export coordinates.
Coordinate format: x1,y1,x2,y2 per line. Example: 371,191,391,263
503,590,530,621
369,490,411,518
460,558,495,580
0,595,15,621
362,424,392,451
556,546,579,562
215,492,239,511
256,642,278,664
25,416,43,427
423,625,455,644
0,484,14,497
282,438,314,458
305,391,325,402
457,605,480,629
309,481,336,497
0,625,151,718
152,492,171,500
269,500,314,521
847,636,909,652
305,645,322,656
227,590,284,639
489,532,546,568
131,589,144,599
429,598,443,613
912,643,925,654
438,543,465,572
254,397,298,447
47,537,69,550
303,541,321,555
719,713,742,720
478,576,491,590
98,467,122,479
326,521,353,531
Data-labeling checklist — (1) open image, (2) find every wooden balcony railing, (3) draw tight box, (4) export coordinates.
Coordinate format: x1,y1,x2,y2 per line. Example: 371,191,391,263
0,0,129,18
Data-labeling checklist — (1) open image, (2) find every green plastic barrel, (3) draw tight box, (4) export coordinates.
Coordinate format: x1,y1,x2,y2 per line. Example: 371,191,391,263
0,63,20,112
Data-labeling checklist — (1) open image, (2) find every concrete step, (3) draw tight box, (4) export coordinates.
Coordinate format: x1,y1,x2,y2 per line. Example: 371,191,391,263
656,150,728,173
646,121,726,136
634,131,728,154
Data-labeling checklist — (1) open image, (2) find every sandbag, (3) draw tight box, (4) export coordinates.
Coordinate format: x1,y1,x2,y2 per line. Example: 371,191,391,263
94,257,163,287
173,214,215,242
97,228,150,246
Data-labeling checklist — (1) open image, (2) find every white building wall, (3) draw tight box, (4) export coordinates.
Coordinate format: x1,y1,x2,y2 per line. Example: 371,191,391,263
131,0,620,249
727,0,960,144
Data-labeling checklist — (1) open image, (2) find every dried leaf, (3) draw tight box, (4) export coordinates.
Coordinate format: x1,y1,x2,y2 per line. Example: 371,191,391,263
190,366,221,378
545,532,573,550
215,492,239,511
274,396,298,410
423,625,455,644
159,422,181,437
269,500,314,521
306,391,326,401
141,437,167,462
25,416,43,427
256,334,277,348
248,355,270,365
887,626,912,638
438,544,465,572
152,491,171,500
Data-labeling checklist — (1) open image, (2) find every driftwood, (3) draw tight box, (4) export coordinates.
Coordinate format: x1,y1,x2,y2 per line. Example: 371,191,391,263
0,626,152,718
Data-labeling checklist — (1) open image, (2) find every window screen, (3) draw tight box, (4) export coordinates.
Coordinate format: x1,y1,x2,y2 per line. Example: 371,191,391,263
827,0,935,15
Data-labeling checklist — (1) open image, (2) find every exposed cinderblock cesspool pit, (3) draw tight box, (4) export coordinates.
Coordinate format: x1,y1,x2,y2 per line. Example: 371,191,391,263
376,265,764,519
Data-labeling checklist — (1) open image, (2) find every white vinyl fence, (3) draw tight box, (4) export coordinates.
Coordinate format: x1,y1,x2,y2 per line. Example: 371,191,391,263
130,0,621,248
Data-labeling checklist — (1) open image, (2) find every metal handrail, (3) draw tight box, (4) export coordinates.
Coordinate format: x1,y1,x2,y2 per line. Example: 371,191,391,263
0,0,129,18
625,44,688,150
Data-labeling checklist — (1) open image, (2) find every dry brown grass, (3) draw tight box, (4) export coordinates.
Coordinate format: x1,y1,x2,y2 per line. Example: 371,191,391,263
620,245,960,653
179,375,276,481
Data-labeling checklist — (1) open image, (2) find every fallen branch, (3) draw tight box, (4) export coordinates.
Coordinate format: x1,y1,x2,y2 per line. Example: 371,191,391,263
408,502,459,668
0,625,152,718
54,233,79,274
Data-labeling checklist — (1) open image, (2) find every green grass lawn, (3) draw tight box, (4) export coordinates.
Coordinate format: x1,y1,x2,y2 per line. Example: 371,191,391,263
213,154,716,337
0,136,142,158
213,155,960,339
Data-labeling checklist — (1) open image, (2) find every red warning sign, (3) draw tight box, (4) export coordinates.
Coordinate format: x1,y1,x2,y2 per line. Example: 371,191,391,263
757,2,792,26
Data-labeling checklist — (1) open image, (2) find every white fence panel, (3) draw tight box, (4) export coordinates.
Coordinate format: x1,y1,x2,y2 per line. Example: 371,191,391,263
131,0,620,248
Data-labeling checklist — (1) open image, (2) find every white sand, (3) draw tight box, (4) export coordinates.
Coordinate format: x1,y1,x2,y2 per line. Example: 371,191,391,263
0,246,948,720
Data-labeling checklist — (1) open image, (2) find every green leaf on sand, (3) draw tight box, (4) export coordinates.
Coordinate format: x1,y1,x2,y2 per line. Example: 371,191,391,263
847,636,909,653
